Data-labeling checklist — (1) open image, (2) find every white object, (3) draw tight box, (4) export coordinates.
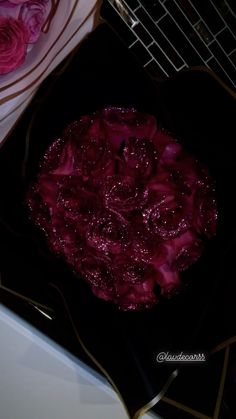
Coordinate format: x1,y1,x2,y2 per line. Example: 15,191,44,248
0,0,100,144
0,305,160,419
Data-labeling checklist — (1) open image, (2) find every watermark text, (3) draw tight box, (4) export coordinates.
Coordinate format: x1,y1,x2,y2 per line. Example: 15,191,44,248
156,351,206,363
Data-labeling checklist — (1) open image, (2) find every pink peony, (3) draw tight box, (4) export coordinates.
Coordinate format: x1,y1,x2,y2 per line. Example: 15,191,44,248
0,16,28,74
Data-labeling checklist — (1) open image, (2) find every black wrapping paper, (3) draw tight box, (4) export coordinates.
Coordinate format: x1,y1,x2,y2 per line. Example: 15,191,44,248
0,23,236,419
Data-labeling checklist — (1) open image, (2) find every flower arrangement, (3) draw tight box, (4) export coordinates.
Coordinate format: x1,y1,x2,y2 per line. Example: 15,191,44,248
0,0,54,75
27,107,217,311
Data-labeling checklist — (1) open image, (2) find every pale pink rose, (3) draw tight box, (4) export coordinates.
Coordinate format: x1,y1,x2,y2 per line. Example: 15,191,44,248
19,0,51,43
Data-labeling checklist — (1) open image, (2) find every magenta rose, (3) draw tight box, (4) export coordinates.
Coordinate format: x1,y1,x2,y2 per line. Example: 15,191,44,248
100,107,158,150
86,210,130,255
46,121,115,183
132,225,167,265
72,136,114,182
143,191,192,240
113,257,152,284
56,176,100,230
49,217,85,266
0,16,28,74
102,175,149,215
119,137,158,180
164,230,204,272
19,0,51,43
115,278,158,311
80,253,115,300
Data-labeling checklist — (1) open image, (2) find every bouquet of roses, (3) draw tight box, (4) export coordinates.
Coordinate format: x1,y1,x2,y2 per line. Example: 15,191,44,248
0,0,54,75
27,107,217,311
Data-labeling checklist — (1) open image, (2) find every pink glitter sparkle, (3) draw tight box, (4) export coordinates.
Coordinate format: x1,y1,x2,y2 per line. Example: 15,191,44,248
27,107,217,311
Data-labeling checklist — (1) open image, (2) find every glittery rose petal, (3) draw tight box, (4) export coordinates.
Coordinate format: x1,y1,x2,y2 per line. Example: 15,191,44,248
57,176,99,230
48,118,115,181
101,107,158,150
49,217,85,265
116,278,158,311
80,254,115,300
119,137,158,180
26,183,51,233
164,230,204,272
155,265,181,297
102,175,149,215
193,186,217,238
113,257,152,284
86,210,130,255
131,224,165,264
143,193,192,240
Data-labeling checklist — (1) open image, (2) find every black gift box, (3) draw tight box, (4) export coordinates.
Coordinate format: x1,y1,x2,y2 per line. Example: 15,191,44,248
0,23,236,419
